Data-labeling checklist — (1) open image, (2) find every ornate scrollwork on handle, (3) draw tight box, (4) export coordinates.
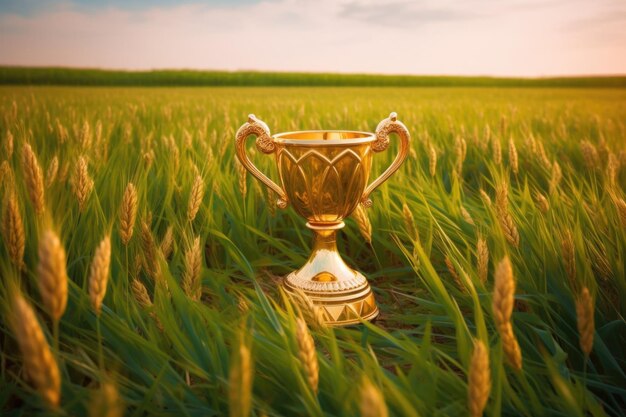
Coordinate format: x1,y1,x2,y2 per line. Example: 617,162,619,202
361,112,410,207
235,114,288,208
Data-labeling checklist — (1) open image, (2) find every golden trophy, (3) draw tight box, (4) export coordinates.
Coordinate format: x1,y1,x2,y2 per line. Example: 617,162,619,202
235,113,410,326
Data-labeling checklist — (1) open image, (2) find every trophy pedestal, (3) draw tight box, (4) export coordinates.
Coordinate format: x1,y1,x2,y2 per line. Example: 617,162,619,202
283,222,379,326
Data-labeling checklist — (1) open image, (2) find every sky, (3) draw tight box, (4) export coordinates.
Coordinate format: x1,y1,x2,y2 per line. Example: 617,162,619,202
0,0,624,77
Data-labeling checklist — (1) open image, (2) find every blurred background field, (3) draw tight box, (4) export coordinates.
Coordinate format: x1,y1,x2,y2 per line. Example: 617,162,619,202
0,85,625,416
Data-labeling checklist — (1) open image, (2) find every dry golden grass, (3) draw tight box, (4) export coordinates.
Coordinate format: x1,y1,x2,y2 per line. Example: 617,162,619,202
10,292,61,408
37,230,68,322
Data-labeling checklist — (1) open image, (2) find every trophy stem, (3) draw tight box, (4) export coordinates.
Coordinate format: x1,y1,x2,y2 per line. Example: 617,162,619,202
283,221,379,326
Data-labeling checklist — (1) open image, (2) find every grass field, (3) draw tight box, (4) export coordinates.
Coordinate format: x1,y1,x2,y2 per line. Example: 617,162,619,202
1,86,625,416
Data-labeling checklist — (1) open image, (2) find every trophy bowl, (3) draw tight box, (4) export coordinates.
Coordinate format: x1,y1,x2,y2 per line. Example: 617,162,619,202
235,113,410,326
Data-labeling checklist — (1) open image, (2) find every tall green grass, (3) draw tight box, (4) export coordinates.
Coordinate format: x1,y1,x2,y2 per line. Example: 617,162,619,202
0,86,625,416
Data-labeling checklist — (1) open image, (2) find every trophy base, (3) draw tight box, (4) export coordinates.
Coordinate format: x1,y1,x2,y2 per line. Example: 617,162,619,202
282,221,379,326
283,276,379,326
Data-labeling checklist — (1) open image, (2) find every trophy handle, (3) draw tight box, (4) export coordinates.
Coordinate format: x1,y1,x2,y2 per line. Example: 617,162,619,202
235,114,288,208
361,112,410,207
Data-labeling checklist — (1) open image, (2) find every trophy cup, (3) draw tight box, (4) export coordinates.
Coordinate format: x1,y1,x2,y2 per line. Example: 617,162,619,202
235,113,409,326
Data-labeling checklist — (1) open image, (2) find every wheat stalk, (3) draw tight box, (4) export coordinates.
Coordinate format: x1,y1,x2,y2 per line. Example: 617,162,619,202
21,143,45,214
508,137,518,175
229,339,252,417
46,156,59,188
492,257,522,370
187,174,204,222
295,316,319,394
89,236,112,315
576,287,594,356
468,339,491,417
360,377,388,417
73,156,94,211
495,182,520,247
2,192,25,268
119,182,138,245
37,230,68,322
182,236,202,301
476,236,489,284
10,292,61,408
428,144,437,177
353,205,372,244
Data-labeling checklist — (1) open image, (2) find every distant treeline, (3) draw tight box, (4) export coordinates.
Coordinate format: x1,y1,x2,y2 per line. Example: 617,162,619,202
1,66,625,88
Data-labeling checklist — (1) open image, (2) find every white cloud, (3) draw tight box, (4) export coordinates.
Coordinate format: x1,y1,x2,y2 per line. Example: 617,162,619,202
0,0,624,76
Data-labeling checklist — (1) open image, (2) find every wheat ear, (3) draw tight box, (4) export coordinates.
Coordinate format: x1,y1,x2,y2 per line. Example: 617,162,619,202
90,380,124,417
37,230,68,322
428,144,437,177
187,175,204,222
2,192,25,268
576,287,594,356
296,316,319,394
119,182,137,245
21,143,45,214
492,257,522,370
402,203,418,241
10,293,61,408
73,155,94,211
476,236,489,284
229,339,252,417
508,137,518,175
360,377,388,417
160,225,174,259
353,205,372,244
495,182,519,247
468,339,491,417
182,236,202,301
46,156,59,188
89,236,112,315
